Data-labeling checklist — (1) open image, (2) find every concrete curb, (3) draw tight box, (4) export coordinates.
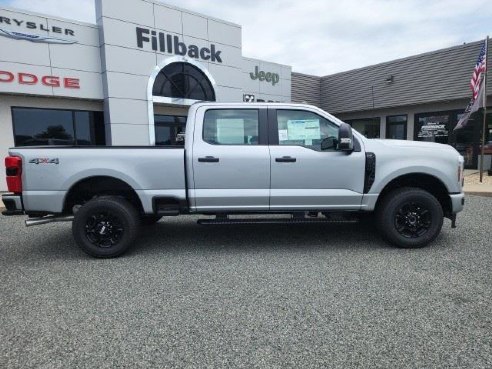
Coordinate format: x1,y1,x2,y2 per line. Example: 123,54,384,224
464,191,492,197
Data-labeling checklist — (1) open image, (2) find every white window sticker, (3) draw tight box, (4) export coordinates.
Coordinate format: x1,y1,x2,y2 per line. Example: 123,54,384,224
287,119,321,141
278,129,289,142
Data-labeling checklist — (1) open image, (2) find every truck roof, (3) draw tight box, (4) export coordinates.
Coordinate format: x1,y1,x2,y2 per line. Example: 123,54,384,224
191,101,317,108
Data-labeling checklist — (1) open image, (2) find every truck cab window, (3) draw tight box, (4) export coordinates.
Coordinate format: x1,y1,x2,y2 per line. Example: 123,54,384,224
276,110,338,151
203,109,259,145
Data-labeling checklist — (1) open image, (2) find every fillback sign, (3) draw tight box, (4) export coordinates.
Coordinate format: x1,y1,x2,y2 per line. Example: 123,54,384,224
136,27,222,63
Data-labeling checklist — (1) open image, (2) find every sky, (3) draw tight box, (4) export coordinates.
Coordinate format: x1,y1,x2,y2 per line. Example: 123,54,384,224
1,0,491,75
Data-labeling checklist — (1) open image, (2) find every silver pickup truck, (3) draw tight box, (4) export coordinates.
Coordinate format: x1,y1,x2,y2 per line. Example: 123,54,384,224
2,103,465,257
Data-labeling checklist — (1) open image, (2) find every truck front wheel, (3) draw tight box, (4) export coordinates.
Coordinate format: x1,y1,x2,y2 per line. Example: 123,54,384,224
376,187,443,248
72,196,139,258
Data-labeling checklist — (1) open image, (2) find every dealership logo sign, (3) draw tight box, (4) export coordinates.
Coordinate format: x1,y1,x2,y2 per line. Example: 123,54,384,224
250,66,279,86
0,16,76,44
0,28,77,44
0,70,80,89
136,27,222,63
243,94,255,102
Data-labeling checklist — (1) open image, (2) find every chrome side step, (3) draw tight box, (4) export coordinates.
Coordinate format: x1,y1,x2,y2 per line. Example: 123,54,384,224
25,215,74,227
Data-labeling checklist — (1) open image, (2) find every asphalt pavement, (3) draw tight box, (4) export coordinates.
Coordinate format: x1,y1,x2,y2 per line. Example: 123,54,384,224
1,196,491,368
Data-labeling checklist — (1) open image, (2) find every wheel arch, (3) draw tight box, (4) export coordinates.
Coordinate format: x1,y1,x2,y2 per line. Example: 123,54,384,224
375,173,452,217
63,175,144,214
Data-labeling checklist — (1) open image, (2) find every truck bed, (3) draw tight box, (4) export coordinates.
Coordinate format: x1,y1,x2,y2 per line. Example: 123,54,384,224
9,146,186,213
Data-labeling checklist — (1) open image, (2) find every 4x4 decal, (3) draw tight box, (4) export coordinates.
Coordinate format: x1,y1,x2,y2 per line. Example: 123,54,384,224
29,158,59,165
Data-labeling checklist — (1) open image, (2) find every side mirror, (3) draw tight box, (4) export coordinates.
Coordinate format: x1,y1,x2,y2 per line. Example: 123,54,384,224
338,123,354,152
321,136,337,151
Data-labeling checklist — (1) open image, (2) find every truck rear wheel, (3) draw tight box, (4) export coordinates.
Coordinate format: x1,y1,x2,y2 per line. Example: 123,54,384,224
376,187,443,248
72,196,139,258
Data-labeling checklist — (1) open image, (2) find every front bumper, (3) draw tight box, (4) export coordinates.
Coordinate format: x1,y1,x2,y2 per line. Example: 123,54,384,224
1,193,24,215
450,192,465,214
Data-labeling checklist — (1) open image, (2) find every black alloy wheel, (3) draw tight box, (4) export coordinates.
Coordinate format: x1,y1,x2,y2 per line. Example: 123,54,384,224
85,211,125,247
376,187,443,248
73,196,139,258
394,201,432,238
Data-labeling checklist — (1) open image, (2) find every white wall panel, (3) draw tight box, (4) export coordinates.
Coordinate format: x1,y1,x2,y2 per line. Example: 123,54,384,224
208,19,241,47
104,71,148,100
0,36,50,66
98,17,146,50
110,123,150,145
153,4,182,34
182,12,207,39
103,44,155,75
97,0,154,27
50,44,102,73
207,63,242,89
107,98,149,124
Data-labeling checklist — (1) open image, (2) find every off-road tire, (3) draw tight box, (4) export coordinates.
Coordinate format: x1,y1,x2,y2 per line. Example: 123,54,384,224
72,196,139,258
376,187,443,248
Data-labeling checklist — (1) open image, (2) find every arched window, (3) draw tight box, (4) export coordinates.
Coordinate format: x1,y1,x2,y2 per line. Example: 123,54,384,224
152,62,215,101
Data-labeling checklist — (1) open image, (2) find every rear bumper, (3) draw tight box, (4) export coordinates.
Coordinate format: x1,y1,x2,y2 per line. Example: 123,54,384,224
450,192,465,214
1,193,24,215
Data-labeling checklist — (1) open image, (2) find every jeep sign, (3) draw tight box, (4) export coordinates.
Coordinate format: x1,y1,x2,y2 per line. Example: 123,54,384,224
250,66,279,86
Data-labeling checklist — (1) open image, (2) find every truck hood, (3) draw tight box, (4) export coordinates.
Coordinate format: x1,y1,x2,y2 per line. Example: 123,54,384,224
370,139,458,153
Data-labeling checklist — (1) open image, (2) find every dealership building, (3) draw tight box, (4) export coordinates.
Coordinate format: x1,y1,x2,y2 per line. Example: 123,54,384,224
0,0,491,191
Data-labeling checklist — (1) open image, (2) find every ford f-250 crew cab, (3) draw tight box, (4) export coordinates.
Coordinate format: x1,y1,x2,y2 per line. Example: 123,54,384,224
2,103,465,258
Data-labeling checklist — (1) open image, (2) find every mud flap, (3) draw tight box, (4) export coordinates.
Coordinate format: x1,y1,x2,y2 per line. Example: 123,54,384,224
450,214,457,228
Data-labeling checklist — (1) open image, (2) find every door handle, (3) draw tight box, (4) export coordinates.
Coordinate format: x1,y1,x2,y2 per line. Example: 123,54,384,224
275,156,297,163
198,156,220,163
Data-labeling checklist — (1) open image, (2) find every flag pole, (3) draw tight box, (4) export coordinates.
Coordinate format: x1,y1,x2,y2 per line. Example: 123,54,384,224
480,36,489,183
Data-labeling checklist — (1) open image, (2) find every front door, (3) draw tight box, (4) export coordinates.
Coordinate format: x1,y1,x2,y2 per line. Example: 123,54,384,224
191,107,270,211
268,108,365,210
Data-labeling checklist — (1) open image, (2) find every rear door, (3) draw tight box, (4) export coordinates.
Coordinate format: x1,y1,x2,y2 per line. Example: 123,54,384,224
268,107,365,210
190,106,270,211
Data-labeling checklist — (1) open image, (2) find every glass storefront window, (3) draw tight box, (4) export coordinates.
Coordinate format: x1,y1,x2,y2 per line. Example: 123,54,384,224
386,115,407,140
415,114,450,144
153,62,215,102
154,115,187,146
415,109,483,169
346,118,380,138
12,108,105,147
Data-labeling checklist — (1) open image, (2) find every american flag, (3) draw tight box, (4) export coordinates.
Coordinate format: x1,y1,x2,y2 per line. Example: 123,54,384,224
455,40,488,130
470,41,487,100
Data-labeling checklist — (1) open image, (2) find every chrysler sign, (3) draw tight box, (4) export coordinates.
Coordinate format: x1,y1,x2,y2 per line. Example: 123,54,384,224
0,28,77,44
0,15,76,44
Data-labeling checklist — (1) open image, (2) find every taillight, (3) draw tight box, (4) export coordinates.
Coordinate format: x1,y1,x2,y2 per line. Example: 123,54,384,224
5,156,22,193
